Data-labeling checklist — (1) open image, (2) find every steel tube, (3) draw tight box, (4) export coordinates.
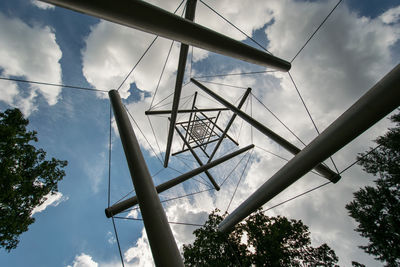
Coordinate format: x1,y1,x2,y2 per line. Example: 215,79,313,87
176,116,216,125
108,90,183,267
40,0,291,71
172,138,220,156
208,88,251,162
146,107,228,115
164,0,197,168
105,144,254,217
219,64,400,233
182,92,198,151
191,78,340,182
175,125,220,190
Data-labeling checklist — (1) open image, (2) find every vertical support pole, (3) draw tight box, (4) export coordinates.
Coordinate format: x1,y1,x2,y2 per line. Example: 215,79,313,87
109,90,183,267
191,78,339,182
175,125,221,190
164,0,197,167
208,88,251,162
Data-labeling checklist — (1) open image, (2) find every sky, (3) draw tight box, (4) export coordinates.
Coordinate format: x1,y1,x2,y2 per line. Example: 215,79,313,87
0,0,399,266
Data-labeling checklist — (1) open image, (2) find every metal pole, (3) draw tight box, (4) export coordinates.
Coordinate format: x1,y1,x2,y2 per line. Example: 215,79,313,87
175,125,220,190
191,78,339,183
164,0,197,168
218,64,400,233
176,116,216,125
172,138,220,156
208,88,251,162
108,90,183,267
105,144,254,217
40,0,291,71
182,92,198,151
145,107,228,115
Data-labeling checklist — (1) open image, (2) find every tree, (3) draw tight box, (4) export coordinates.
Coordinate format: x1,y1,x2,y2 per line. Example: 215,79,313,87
346,111,400,266
183,209,338,266
0,108,67,252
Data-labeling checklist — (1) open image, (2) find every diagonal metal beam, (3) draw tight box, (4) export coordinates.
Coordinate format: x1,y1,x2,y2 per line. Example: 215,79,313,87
176,116,216,125
208,88,251,162
175,125,220,190
164,0,197,168
145,107,228,115
191,78,340,183
182,92,198,151
105,144,254,218
40,0,291,71
218,63,400,233
172,137,220,156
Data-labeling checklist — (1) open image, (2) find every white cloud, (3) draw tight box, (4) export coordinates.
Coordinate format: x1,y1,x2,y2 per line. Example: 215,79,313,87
0,12,62,116
106,231,116,245
31,191,68,216
66,253,98,267
380,5,400,24
31,0,55,10
83,151,107,193
124,229,154,267
0,79,19,103
264,0,399,128
82,20,180,100
167,204,209,248
126,209,139,219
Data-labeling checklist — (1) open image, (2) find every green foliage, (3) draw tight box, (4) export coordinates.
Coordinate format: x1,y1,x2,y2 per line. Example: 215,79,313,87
182,209,250,266
0,108,67,252
183,209,338,266
346,111,400,266
351,261,366,267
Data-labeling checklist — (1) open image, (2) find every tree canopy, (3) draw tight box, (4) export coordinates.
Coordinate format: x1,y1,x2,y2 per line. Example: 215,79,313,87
183,209,338,266
0,108,68,252
346,110,400,266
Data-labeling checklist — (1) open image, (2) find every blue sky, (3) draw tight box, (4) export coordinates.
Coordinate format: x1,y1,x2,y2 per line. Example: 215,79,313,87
0,0,399,266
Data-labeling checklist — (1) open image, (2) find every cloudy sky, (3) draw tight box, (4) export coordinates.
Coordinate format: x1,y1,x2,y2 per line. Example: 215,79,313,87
0,0,399,266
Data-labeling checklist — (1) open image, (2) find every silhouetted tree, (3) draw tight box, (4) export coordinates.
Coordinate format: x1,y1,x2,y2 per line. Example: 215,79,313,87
346,111,400,266
0,108,67,251
183,209,338,266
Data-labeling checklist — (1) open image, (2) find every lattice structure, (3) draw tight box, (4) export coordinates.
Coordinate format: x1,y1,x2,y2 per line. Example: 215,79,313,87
187,116,212,144
174,108,225,159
